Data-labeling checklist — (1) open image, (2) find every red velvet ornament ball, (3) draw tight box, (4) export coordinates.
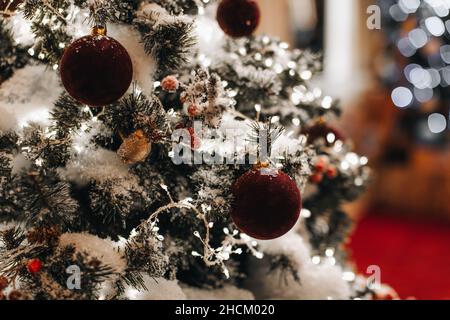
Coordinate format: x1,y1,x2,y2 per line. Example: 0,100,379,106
302,121,345,146
0,0,22,14
27,259,43,274
231,169,302,240
60,29,133,107
217,0,260,38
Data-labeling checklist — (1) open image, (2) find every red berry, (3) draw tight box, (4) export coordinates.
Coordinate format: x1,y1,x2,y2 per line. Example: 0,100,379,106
314,157,328,173
310,172,323,184
161,75,179,92
188,104,200,117
27,258,43,274
326,166,338,179
314,163,326,173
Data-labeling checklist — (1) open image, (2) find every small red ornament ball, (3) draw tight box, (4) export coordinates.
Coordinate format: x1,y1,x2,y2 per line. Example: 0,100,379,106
302,122,345,146
231,169,302,240
27,259,43,274
0,0,22,13
217,0,261,38
60,32,133,106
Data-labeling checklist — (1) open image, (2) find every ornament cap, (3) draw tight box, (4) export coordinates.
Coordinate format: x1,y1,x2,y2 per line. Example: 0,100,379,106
252,161,270,171
316,116,326,125
92,25,107,36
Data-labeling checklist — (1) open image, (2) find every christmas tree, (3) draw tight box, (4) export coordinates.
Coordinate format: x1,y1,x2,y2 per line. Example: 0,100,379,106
0,0,375,300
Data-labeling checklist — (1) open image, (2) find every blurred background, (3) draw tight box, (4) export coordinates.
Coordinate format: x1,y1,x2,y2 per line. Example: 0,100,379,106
255,0,450,299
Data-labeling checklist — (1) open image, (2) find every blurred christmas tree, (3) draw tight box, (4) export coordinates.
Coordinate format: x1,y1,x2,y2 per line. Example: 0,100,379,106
0,0,378,300
379,0,450,150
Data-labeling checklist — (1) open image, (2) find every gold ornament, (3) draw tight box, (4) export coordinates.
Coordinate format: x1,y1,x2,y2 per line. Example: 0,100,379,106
118,130,151,164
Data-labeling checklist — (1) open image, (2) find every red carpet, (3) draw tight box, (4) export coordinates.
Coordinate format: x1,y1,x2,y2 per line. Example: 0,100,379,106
348,213,450,300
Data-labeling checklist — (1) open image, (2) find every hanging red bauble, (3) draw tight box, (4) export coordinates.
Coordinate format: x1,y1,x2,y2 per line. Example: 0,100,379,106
0,0,22,15
231,169,302,240
27,258,43,274
217,0,260,38
302,121,345,147
60,27,133,107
